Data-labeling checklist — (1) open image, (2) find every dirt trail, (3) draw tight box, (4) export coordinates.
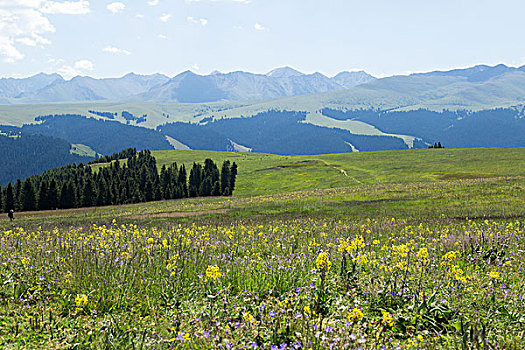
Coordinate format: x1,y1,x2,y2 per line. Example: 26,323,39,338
317,159,362,184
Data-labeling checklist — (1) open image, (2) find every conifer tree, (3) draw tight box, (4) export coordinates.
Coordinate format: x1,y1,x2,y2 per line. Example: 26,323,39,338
221,160,231,196
178,165,187,198
38,180,50,211
212,181,221,196
188,163,202,197
230,162,238,194
81,176,96,207
21,180,37,211
4,183,15,212
14,179,22,211
48,178,59,209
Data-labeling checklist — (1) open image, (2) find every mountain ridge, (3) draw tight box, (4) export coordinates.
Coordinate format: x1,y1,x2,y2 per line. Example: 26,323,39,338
1,64,524,108
0,68,376,104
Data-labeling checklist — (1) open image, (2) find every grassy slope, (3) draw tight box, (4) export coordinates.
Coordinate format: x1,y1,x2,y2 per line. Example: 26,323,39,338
0,100,256,128
152,147,525,196
1,149,524,348
3,147,524,228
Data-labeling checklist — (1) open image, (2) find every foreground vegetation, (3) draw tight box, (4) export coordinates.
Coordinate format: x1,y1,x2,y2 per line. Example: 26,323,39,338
0,148,523,349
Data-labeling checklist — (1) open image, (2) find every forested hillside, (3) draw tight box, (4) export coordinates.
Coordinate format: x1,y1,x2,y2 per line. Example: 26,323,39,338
159,110,419,154
22,114,173,155
1,149,237,213
321,107,525,147
0,130,92,185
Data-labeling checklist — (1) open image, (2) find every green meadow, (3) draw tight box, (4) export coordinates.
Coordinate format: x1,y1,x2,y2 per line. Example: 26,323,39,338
0,147,524,349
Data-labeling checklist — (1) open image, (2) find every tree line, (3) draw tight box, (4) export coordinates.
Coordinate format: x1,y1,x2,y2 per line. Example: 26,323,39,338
0,131,92,186
0,149,237,213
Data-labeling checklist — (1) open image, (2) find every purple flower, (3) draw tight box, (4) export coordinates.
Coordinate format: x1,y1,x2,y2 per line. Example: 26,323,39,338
280,343,287,349
269,311,276,317
260,304,266,311
252,343,258,349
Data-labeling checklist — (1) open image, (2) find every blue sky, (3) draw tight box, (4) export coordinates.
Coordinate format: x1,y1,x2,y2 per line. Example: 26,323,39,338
1,0,525,79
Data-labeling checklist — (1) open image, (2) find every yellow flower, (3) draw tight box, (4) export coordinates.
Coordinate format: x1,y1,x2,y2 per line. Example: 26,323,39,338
416,247,428,260
75,294,88,312
489,271,500,279
243,311,256,324
347,307,364,322
381,311,394,327
315,252,331,272
205,265,221,282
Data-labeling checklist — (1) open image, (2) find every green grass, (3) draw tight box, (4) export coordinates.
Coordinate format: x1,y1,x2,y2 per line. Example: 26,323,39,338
70,143,99,158
152,147,525,196
0,147,524,349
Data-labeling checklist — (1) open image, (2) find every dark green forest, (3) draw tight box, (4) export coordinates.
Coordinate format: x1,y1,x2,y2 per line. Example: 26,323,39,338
321,107,525,148
23,114,172,155
0,130,92,186
159,110,416,155
1,149,237,213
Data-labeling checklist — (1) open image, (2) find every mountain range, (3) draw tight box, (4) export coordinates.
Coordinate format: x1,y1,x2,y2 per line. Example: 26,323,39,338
0,68,376,104
0,64,523,184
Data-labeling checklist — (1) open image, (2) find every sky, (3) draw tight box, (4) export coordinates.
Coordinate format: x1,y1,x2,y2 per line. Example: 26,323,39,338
1,0,525,79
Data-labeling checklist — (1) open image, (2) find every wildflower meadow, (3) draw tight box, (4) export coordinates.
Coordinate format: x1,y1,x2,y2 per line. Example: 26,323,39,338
0,148,524,349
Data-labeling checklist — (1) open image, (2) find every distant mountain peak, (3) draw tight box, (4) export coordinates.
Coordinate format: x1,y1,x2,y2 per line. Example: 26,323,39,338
267,66,305,78
333,70,376,89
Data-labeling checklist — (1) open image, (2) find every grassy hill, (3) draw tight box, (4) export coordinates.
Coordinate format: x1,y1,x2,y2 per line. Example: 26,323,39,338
1,147,524,348
152,147,525,196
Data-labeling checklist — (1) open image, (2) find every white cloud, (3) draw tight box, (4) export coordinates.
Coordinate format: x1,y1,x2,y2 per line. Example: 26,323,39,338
0,37,24,62
47,57,64,64
0,0,90,62
147,0,158,5
159,13,171,22
0,1,54,62
106,2,125,13
254,22,267,31
74,59,93,71
41,1,90,15
15,37,37,46
136,13,144,18
191,64,199,71
157,34,167,39
57,59,94,79
187,16,207,26
103,45,131,55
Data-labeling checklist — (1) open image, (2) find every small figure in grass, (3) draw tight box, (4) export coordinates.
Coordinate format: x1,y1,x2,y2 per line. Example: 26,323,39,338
8,210,14,222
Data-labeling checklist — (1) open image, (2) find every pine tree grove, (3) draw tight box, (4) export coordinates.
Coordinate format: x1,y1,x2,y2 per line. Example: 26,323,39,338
1,150,237,213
